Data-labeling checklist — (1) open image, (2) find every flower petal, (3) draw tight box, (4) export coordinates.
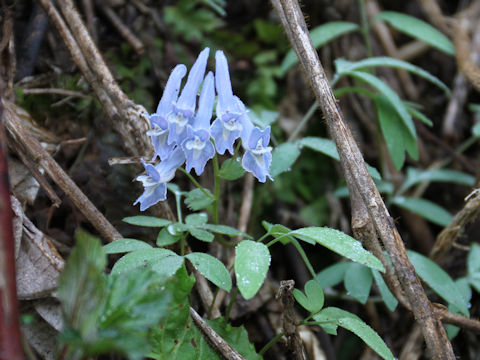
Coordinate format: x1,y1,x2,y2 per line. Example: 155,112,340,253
193,71,215,130
176,48,210,118
182,128,215,175
156,64,187,115
242,150,273,183
134,182,167,211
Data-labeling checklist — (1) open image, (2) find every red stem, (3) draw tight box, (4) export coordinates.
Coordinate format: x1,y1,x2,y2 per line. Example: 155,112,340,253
0,100,24,360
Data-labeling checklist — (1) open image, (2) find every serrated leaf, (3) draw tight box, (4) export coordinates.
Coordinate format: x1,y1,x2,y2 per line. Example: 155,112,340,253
58,229,106,339
235,240,271,299
185,253,232,291
335,57,450,95
398,167,475,195
98,269,171,359
298,137,382,179
185,188,214,211
316,262,350,288
111,248,184,278
391,196,452,226
123,216,171,227
338,317,394,360
293,280,324,313
189,227,214,242
280,21,359,75
375,95,418,169
218,157,245,180
292,227,385,272
407,250,469,316
148,267,215,360
185,213,208,226
372,269,398,311
156,227,182,247
378,11,454,55
344,263,373,304
270,142,300,177
206,318,262,360
202,223,251,238
104,238,153,254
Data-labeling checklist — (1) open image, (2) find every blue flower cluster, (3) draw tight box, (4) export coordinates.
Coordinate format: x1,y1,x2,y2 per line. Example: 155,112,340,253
135,48,273,211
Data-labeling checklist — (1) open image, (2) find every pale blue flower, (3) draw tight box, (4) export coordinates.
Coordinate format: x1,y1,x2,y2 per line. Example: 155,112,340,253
211,51,245,155
239,112,273,182
182,71,216,175
134,148,185,211
147,64,187,161
168,48,210,145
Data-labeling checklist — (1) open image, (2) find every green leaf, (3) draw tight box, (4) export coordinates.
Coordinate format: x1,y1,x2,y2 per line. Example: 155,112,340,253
249,108,279,128
397,167,475,195
334,57,450,95
157,227,182,247
185,188,214,211
189,228,215,242
185,253,232,291
344,263,373,304
472,122,480,138
270,142,301,177
111,248,184,278
98,269,171,359
280,21,359,75
313,306,361,335
58,229,106,340
185,213,208,226
202,224,251,238
218,157,245,180
148,266,216,360
293,280,324,313
206,318,262,360
298,137,382,179
343,70,416,138
375,95,418,170
123,216,171,227
104,238,152,254
390,196,452,226
235,240,271,300
338,317,395,360
467,243,480,276
407,250,469,316
292,227,385,272
377,11,455,55
407,105,433,127
316,262,350,288
372,269,398,311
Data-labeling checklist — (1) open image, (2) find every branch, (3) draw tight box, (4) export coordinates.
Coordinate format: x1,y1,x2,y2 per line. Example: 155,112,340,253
270,0,455,358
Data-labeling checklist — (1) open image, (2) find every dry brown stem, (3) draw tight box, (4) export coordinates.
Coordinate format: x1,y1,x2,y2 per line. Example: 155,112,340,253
3,100,122,242
270,0,455,358
276,280,307,360
431,188,480,261
189,307,246,360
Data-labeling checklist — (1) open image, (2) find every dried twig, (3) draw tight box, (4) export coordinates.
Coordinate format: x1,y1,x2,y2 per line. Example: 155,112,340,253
189,307,245,360
3,100,122,242
97,3,145,55
270,0,455,358
431,188,480,261
276,280,307,360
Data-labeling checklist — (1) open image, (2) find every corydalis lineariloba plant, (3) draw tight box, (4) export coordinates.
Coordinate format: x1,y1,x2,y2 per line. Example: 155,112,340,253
135,48,273,211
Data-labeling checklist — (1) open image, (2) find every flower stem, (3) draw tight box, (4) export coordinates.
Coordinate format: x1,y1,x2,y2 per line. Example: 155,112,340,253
212,154,221,226
224,287,238,322
178,167,214,199
259,332,284,356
